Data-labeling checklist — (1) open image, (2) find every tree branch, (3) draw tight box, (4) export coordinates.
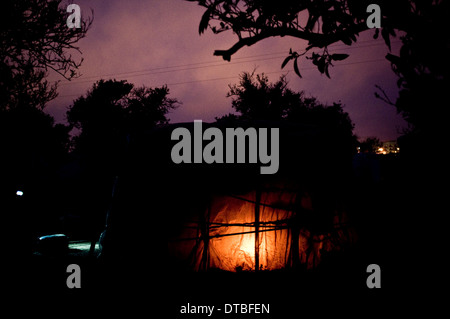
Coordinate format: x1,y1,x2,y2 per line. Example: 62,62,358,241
214,22,370,61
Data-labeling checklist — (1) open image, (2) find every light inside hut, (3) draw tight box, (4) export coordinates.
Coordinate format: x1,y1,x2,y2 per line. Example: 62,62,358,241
209,224,290,272
169,186,356,272
237,233,254,258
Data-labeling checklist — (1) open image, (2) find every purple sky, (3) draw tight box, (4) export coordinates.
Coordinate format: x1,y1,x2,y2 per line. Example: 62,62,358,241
47,0,407,141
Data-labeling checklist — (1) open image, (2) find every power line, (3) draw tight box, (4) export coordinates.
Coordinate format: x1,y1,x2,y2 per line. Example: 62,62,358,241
57,57,387,98
57,54,288,86
149,58,388,87
56,40,399,87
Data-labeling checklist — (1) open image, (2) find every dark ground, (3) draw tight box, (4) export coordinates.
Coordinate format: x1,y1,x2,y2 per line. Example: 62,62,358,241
5,150,439,317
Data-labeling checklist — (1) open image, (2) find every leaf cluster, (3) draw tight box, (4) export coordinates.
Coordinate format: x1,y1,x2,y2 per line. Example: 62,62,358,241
188,0,436,80
67,79,180,156
225,71,355,136
281,48,349,78
189,0,373,75
377,0,449,133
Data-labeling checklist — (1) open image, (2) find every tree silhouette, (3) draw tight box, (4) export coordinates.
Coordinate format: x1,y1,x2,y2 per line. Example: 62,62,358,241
0,62,58,111
223,71,354,133
218,71,357,160
67,79,180,173
226,72,303,120
0,106,70,182
188,1,444,70
190,0,449,139
1,1,91,244
0,0,92,111
381,1,449,136
0,104,71,258
188,0,408,73
65,79,180,253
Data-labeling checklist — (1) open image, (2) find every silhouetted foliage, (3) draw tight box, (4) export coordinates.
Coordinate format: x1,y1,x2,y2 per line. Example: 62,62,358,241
223,71,354,131
0,1,92,258
190,0,448,145
380,1,449,136
0,62,58,111
0,0,92,111
0,106,70,175
0,0,92,160
64,79,180,252
0,105,71,249
188,0,392,73
218,71,357,158
226,72,303,120
67,79,180,173
189,1,446,82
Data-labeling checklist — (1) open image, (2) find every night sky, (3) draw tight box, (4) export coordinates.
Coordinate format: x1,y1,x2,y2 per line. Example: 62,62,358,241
47,0,407,141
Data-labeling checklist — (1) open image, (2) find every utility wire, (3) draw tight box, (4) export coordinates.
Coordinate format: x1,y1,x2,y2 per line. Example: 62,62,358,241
57,57,387,98
56,40,399,87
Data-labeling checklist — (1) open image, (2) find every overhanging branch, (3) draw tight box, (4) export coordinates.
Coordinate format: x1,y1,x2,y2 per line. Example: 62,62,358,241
213,22,370,61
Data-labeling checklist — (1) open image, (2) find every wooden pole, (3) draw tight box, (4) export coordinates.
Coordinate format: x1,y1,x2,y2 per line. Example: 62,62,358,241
200,202,211,271
254,186,261,272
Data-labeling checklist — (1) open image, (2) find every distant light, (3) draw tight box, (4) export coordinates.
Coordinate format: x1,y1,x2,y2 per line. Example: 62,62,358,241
16,190,23,196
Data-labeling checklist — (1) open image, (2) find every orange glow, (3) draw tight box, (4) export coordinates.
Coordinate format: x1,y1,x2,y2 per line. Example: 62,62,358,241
169,186,356,272
210,227,291,271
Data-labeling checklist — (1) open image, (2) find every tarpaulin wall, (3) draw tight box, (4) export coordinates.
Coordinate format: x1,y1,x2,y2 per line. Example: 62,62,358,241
168,185,356,272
